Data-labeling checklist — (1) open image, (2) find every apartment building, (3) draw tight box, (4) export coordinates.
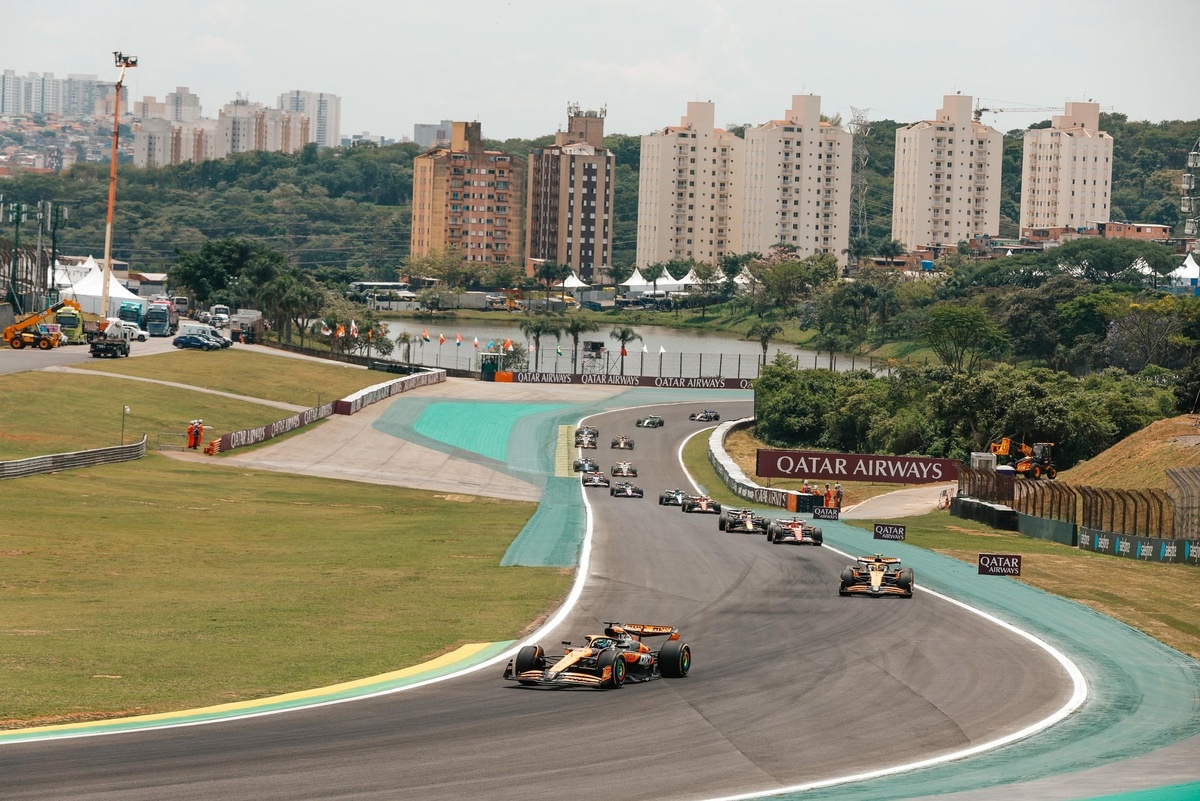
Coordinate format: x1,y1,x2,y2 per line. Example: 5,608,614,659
0,71,105,117
414,120,454,149
525,105,615,281
278,90,341,149
1020,102,1113,233
733,94,852,265
411,121,527,266
636,101,741,267
134,101,306,168
892,94,1003,251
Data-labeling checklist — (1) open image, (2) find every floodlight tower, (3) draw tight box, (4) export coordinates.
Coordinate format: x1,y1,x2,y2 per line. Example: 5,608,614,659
848,107,872,241
1183,135,1199,242
100,51,137,319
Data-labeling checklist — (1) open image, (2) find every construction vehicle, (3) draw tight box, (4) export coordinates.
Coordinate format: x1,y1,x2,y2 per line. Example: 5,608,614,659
3,299,78,350
989,438,1057,479
86,318,133,358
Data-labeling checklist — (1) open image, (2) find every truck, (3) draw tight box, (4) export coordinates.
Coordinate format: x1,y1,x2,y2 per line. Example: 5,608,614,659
53,303,95,344
86,319,133,358
171,296,190,317
230,309,264,343
3,299,77,350
144,299,179,337
118,301,145,328
989,437,1057,479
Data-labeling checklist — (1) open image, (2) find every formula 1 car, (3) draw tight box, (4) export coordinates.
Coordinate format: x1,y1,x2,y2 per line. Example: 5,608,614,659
575,426,599,448
611,435,635,450
659,488,687,506
719,507,769,533
839,554,914,598
688,409,721,422
573,457,599,473
681,494,722,514
767,516,824,545
636,415,665,428
503,623,691,689
610,482,644,498
610,461,638,477
581,471,611,488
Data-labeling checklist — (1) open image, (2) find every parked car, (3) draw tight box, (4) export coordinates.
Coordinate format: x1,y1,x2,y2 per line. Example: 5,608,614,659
211,313,230,328
173,333,218,351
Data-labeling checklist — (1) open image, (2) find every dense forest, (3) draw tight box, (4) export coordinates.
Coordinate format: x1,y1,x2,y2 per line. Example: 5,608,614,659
0,114,1194,283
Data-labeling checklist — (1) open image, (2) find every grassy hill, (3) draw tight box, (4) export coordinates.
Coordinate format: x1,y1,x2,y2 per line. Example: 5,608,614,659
1058,414,1200,489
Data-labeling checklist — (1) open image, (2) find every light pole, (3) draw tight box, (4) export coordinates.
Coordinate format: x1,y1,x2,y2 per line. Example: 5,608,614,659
120,405,130,445
100,51,137,320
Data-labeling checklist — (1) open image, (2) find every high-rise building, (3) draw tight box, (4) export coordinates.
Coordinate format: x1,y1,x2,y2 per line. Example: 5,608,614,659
1020,102,1113,234
278,90,341,148
411,122,527,266
733,95,852,265
166,87,202,122
525,104,615,282
892,94,1003,252
636,101,741,267
0,70,21,115
414,120,454,149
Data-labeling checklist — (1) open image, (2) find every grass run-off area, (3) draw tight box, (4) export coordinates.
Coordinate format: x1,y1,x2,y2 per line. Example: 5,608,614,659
683,428,1200,661
1,349,571,728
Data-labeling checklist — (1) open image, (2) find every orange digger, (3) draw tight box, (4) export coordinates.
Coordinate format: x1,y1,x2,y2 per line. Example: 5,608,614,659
989,438,1057,479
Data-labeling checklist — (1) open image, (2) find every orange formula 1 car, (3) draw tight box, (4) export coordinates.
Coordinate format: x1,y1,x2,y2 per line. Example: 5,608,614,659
839,554,914,598
503,623,691,689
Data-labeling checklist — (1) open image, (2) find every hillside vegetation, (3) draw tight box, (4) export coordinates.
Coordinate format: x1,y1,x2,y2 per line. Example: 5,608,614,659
1059,414,1200,489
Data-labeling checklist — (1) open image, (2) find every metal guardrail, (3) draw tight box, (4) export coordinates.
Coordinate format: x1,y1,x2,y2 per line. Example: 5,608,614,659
706,418,796,509
0,435,148,480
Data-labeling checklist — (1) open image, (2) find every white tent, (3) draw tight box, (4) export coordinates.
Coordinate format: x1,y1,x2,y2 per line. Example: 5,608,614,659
644,270,687,292
555,272,590,289
1172,252,1200,282
62,257,146,317
620,267,651,294
733,266,757,288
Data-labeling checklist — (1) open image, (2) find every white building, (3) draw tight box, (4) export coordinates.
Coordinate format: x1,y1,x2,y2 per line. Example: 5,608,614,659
733,95,852,265
892,94,1004,251
1020,102,1113,232
278,90,341,148
636,101,741,267
414,120,454,149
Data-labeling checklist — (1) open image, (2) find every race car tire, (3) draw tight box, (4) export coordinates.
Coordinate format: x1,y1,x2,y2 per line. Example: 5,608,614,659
897,567,915,596
766,524,776,542
712,502,722,513
839,567,856,595
514,645,544,685
681,503,691,513
610,488,616,496
658,640,691,678
718,512,727,531
813,528,824,545
658,496,664,505
597,649,626,689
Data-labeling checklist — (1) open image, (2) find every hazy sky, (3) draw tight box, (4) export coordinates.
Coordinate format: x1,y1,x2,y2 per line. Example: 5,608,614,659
9,0,1198,141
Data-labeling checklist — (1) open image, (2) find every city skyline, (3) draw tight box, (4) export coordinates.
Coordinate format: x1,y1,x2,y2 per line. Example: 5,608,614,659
6,0,1198,142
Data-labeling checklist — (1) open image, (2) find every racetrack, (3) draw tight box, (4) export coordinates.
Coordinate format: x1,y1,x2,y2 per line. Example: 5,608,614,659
0,400,1078,800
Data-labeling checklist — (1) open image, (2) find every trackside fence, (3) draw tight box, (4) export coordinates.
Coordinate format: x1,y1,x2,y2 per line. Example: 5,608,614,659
956,466,1200,565
706,418,800,510
0,435,147,480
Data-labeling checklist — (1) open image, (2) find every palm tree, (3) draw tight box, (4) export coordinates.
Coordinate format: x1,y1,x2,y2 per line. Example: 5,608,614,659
563,315,599,373
520,316,563,372
642,262,667,303
747,322,783,365
875,238,905,267
842,236,874,271
609,325,642,376
534,259,572,311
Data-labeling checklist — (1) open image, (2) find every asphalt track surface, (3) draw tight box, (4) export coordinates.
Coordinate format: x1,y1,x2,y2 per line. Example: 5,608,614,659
1,400,1085,800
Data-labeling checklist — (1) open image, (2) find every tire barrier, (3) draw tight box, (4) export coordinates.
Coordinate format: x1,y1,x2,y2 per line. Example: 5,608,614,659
0,435,147,481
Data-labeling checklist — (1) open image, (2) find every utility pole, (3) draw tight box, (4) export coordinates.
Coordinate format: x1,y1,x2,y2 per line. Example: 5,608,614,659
848,107,872,244
101,51,137,319
46,202,68,304
7,199,29,315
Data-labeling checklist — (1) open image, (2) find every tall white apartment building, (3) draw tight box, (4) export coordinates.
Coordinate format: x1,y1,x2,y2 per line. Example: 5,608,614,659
892,94,1003,251
732,94,852,265
0,70,21,115
636,101,741,267
166,87,202,122
278,90,341,148
1019,102,1113,232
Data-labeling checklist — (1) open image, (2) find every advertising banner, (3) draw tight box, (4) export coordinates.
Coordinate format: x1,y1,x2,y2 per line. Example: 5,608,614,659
493,371,753,390
756,450,960,484
874,523,907,541
813,506,840,521
978,553,1022,576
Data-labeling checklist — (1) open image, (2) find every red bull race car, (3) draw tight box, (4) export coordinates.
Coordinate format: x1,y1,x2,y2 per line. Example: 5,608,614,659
503,623,691,689
611,435,635,450
839,554,914,598
719,507,770,533
767,516,824,545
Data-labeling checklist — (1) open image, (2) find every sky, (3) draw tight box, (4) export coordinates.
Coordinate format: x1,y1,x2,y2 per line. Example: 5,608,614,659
8,0,1199,141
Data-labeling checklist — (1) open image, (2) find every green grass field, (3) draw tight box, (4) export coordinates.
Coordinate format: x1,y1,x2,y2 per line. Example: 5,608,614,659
1,350,570,729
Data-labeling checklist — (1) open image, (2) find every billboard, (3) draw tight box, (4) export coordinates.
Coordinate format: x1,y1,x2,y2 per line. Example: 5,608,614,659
756,450,961,484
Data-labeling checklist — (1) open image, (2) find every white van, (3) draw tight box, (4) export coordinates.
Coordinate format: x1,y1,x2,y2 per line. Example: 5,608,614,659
178,322,230,346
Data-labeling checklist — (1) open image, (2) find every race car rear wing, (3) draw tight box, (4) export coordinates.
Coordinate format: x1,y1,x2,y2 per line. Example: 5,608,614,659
857,555,902,565
611,623,679,639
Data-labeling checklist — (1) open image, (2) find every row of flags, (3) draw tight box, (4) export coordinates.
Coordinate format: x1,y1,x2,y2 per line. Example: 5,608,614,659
321,323,669,355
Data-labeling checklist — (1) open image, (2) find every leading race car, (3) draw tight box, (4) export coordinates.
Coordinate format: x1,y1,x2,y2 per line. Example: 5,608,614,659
573,457,599,473
610,481,644,498
767,516,824,545
581,471,611,488
611,435,635,450
688,409,721,422
659,488,687,506
610,461,638,477
839,554,914,598
575,426,599,448
681,494,722,514
636,415,665,428
719,507,770,533
503,623,691,689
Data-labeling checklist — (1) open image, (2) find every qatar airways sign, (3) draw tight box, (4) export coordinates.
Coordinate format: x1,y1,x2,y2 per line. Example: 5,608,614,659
756,450,961,484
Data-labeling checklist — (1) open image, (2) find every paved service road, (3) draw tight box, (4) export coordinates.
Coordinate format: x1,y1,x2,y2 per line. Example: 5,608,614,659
0,400,1075,800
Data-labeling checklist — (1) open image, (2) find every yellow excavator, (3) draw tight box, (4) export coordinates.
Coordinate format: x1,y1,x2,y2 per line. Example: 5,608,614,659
3,299,81,350
989,438,1057,479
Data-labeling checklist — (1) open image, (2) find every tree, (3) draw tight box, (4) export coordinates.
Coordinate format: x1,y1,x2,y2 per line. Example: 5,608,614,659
875,238,905,266
609,326,642,375
534,259,572,309
642,262,667,300
563,315,599,372
747,322,783,365
520,316,564,372
919,303,1009,373
842,236,874,271
403,245,477,292
690,261,722,318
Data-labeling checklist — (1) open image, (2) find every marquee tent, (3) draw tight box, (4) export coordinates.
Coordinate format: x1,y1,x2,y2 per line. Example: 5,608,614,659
61,257,146,317
1172,252,1200,282
554,272,590,289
